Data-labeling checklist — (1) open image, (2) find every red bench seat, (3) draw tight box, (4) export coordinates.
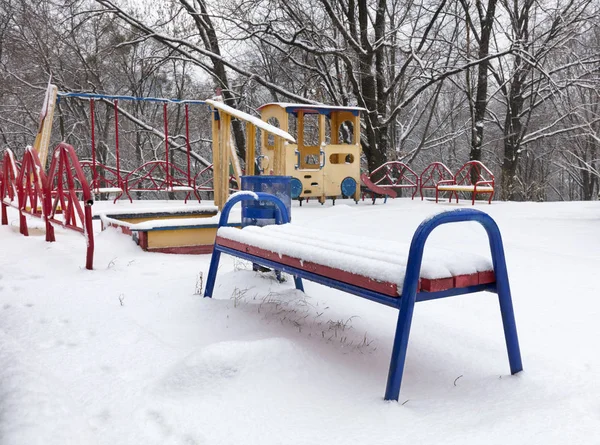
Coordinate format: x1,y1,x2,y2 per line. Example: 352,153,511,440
216,224,494,296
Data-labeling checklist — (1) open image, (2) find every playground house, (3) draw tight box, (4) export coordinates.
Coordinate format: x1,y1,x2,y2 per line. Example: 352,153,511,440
257,103,363,204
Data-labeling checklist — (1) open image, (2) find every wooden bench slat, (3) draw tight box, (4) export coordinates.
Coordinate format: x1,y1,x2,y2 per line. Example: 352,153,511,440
216,236,495,295
93,187,123,193
218,225,494,288
437,185,494,192
217,236,400,296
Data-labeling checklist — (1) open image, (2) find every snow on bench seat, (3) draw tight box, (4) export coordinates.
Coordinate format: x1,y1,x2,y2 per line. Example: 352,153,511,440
93,187,123,194
216,224,494,296
437,185,494,192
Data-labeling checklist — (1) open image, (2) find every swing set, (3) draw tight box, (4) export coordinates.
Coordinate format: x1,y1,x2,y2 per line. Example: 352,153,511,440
57,92,216,203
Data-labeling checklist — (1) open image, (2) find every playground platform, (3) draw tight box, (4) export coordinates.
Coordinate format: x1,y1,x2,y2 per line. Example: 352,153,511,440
94,200,241,255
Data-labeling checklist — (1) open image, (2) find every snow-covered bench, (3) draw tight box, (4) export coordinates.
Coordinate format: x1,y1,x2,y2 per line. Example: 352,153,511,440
436,160,495,205
204,192,523,401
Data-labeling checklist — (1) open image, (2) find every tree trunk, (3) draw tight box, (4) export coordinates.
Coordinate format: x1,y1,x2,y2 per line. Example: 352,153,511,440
180,0,246,160
501,73,525,200
466,0,498,163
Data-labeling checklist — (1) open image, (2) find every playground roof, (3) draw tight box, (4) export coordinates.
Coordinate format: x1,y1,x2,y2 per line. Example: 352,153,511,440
257,103,364,117
206,99,295,143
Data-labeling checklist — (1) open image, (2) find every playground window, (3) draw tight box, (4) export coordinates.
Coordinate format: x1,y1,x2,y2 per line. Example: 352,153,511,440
266,117,280,147
303,113,320,146
305,154,320,165
329,153,354,164
338,120,355,144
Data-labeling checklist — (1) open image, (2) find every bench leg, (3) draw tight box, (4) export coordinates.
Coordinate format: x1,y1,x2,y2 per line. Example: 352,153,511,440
293,276,304,292
488,226,523,375
496,274,523,375
204,248,222,298
384,293,417,401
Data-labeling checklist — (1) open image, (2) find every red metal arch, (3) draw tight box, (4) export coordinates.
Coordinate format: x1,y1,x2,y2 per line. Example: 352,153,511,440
1,148,55,240
1,149,20,225
369,161,419,199
47,143,95,269
419,162,453,200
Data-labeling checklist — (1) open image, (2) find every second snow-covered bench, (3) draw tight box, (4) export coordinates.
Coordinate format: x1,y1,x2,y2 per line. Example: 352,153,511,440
204,192,523,401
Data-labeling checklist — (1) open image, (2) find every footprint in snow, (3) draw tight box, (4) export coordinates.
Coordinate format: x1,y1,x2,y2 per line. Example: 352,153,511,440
145,410,173,438
155,338,301,396
140,409,207,444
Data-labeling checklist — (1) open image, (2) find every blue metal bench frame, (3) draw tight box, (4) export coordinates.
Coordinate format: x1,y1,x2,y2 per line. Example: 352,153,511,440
204,192,523,401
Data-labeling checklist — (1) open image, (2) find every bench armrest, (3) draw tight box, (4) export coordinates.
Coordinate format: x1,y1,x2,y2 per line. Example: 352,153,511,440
436,179,456,187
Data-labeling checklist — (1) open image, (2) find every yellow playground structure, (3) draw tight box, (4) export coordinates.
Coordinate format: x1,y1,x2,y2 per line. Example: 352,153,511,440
2,85,366,260
246,103,363,204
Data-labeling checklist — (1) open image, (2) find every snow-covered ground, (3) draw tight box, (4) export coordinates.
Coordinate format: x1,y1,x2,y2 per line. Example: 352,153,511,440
1,197,599,444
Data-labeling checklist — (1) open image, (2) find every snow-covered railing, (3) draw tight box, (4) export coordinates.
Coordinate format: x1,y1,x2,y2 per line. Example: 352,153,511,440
46,143,95,269
1,147,55,241
419,161,454,200
433,161,495,205
2,144,95,269
368,161,419,199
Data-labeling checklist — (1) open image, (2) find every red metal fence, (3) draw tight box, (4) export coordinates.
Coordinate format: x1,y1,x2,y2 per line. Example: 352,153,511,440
1,143,95,269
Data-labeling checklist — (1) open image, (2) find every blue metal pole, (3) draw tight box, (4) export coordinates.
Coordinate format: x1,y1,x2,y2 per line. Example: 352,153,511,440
384,208,523,401
293,276,304,292
204,248,222,298
482,217,523,374
385,270,418,401
205,192,299,298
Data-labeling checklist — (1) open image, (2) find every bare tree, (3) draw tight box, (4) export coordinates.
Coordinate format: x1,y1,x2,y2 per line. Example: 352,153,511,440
491,0,597,200
460,0,499,163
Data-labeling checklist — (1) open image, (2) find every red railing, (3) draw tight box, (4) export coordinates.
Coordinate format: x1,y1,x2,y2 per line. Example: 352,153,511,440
1,144,95,270
47,143,95,269
79,160,122,194
119,160,202,203
1,148,54,240
369,161,419,199
419,162,454,200
1,149,19,225
454,160,495,188
438,160,495,204
19,148,55,240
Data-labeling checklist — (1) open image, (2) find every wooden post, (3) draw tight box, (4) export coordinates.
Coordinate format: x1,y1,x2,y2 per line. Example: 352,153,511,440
331,112,340,145
353,115,360,145
33,83,58,169
246,122,256,176
211,109,222,209
319,114,326,146
273,136,284,175
217,112,232,210
229,132,242,188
